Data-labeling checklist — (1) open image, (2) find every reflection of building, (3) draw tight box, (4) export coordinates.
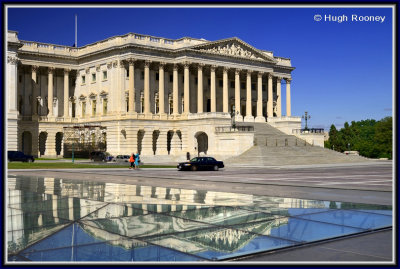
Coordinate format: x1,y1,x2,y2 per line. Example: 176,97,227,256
7,30,302,160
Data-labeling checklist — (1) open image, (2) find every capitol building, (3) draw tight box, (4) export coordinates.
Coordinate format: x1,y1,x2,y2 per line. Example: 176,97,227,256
7,30,315,160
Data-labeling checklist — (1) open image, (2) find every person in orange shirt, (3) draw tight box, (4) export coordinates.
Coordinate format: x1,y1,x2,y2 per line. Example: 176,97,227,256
129,153,135,169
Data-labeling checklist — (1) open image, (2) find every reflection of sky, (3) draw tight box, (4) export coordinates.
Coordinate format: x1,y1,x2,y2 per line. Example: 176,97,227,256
7,175,392,262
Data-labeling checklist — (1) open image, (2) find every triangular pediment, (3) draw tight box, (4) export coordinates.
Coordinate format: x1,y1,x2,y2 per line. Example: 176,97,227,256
188,38,276,63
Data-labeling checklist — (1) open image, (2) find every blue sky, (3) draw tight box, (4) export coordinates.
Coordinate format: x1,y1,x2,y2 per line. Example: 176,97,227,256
7,6,393,130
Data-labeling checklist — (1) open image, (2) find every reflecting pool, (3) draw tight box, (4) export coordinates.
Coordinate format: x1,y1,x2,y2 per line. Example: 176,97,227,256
7,175,392,262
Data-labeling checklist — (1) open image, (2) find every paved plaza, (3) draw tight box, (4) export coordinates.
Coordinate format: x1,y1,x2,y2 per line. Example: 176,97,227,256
7,161,393,263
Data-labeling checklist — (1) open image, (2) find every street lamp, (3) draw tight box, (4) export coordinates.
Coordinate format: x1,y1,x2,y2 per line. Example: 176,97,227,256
302,111,311,131
231,105,239,130
348,143,350,151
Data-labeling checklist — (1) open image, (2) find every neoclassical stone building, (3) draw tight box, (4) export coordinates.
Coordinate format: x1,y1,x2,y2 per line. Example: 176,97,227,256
7,30,304,160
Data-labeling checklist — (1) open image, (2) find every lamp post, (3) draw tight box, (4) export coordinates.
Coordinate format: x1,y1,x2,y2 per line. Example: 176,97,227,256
302,111,311,131
231,105,238,130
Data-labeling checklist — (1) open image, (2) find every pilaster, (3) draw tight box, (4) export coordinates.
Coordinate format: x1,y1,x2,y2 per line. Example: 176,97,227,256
244,70,254,122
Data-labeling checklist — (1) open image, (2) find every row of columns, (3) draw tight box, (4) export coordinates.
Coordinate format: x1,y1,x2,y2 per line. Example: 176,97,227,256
27,61,292,119
125,59,292,118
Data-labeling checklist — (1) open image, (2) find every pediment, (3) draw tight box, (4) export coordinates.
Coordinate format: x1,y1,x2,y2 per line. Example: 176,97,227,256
188,38,276,63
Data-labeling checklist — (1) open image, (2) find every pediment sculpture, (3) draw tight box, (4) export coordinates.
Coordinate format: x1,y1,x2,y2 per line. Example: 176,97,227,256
200,43,263,60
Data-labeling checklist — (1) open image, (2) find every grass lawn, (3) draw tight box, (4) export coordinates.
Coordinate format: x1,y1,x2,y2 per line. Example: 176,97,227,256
8,162,176,169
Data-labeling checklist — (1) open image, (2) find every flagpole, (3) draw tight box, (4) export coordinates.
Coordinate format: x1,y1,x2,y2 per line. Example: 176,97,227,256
75,14,77,47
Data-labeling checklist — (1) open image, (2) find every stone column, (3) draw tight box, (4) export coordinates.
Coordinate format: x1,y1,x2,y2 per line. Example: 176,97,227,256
234,69,242,121
244,70,253,122
141,128,154,156
156,129,168,155
197,64,204,113
286,78,291,117
144,60,151,115
173,64,179,115
47,67,54,117
210,65,216,112
223,67,229,113
32,65,39,115
255,72,265,122
267,73,273,118
7,55,19,151
183,61,190,114
276,77,282,117
158,62,165,115
128,59,136,113
63,69,70,118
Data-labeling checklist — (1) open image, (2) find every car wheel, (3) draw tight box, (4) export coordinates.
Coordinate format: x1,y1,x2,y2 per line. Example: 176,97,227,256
213,165,219,171
191,165,197,171
177,165,182,171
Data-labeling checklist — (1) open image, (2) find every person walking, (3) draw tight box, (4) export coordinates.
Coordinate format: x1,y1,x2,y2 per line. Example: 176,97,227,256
129,153,135,169
134,152,140,169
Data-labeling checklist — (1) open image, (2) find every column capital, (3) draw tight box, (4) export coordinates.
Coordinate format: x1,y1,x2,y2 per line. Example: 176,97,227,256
183,61,191,68
48,67,55,74
268,73,274,79
210,65,217,72
247,70,252,75
31,65,39,72
64,68,71,75
285,78,292,84
173,64,179,71
112,61,118,68
144,60,151,67
96,65,101,72
197,63,205,70
127,58,136,66
276,76,283,82
223,66,229,73
7,56,19,65
118,60,125,68
107,62,113,69
86,67,90,73
159,61,166,68
235,68,242,75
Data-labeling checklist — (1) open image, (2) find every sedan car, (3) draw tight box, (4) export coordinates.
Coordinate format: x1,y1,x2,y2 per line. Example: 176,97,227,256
8,151,35,162
177,157,224,171
112,155,131,162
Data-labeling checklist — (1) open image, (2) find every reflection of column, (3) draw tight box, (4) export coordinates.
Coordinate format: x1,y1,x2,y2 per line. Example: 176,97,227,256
183,62,190,114
210,65,216,112
276,77,282,117
235,69,241,118
156,129,168,155
32,65,39,115
68,197,74,221
64,69,70,118
53,194,59,223
48,67,54,117
158,62,165,115
144,60,150,114
286,78,291,117
128,59,136,113
267,73,273,118
255,72,265,122
173,64,179,115
197,64,204,113
141,128,154,156
244,70,253,122
223,67,229,113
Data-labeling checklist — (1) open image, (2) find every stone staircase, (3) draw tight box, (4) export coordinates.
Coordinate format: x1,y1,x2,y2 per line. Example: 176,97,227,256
224,123,371,166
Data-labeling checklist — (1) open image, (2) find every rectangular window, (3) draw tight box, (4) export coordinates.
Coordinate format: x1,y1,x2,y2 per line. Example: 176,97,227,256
92,73,96,82
156,72,159,81
195,78,198,85
92,100,96,116
103,71,107,80
241,82,245,89
230,81,235,88
252,83,255,90
103,99,107,115
262,85,266,91
219,80,223,87
141,71,144,80
170,74,173,82
82,75,86,84
82,101,86,117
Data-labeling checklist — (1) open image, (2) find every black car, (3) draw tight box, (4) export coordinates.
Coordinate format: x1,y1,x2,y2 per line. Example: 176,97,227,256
8,151,35,162
177,157,224,171
89,151,107,162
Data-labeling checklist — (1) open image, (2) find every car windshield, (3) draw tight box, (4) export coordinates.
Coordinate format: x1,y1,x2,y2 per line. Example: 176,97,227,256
190,158,199,162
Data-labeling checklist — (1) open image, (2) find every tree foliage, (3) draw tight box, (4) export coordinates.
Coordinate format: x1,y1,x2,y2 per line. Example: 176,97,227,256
325,117,392,159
